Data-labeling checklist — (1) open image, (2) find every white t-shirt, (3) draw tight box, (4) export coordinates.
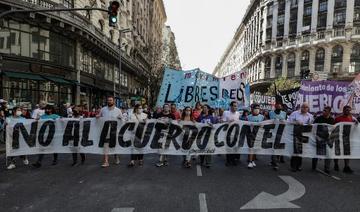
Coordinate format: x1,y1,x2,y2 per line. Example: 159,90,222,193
67,107,73,118
99,106,123,119
32,108,45,119
288,111,314,125
130,113,148,122
222,110,240,122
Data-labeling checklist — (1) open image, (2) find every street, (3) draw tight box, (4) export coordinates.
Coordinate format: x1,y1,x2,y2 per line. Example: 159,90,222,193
1,154,359,212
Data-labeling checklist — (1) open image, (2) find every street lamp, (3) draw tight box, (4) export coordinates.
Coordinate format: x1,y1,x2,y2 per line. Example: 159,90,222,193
118,28,131,105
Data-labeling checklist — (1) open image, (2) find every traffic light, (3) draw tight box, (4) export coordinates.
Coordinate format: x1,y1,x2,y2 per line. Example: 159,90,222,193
108,1,120,27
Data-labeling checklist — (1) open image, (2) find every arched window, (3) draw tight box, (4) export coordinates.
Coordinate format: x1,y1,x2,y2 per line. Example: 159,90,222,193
275,55,283,77
287,53,296,77
331,45,343,72
315,48,325,72
350,44,360,73
301,50,310,72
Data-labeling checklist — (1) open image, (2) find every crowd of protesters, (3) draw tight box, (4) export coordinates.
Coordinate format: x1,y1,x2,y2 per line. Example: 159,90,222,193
1,97,359,175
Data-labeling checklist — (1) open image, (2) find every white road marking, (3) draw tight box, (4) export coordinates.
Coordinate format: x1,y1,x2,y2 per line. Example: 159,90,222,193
240,175,306,210
316,168,341,181
199,193,208,212
111,208,135,212
197,165,203,177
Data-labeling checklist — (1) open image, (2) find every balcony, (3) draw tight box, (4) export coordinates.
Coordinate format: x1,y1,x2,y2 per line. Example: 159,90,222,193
21,0,56,8
302,35,311,43
353,27,360,35
317,31,326,39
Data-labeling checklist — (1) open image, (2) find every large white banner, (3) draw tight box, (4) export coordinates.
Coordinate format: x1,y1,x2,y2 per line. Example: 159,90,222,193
6,118,360,159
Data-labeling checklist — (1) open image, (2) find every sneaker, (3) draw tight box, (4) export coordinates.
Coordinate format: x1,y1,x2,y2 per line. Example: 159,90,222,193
248,162,254,169
343,166,354,174
115,157,120,165
251,161,256,167
101,162,109,168
23,159,29,165
156,162,164,167
7,163,16,170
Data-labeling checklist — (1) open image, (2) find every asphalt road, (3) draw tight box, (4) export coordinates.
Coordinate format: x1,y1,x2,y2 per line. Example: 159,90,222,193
0,154,359,212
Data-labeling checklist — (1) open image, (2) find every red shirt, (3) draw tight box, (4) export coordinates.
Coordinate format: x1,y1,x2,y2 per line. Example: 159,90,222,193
335,115,354,124
172,111,181,120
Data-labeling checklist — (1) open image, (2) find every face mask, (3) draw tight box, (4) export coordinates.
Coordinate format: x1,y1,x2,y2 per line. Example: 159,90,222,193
137,109,143,114
16,111,22,117
143,108,148,112
253,109,260,115
185,111,191,116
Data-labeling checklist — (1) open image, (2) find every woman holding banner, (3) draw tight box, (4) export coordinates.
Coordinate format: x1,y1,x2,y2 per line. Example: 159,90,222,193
6,106,29,170
181,106,195,168
247,104,265,169
128,104,148,167
197,104,217,168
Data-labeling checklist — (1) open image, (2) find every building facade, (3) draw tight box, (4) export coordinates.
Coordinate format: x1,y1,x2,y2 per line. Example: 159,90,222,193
0,0,167,108
162,25,181,70
214,0,360,92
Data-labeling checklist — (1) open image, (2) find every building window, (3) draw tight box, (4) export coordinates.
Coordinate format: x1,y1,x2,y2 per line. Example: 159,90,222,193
350,44,360,73
265,57,271,78
316,48,325,72
304,6,312,16
301,50,310,72
335,0,346,8
0,20,74,67
62,0,74,8
287,53,296,77
275,56,283,77
319,1,328,12
318,14,327,28
334,11,346,25
278,15,285,25
331,45,343,72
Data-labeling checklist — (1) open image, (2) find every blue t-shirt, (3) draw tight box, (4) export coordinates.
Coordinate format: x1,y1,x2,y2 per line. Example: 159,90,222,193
247,114,264,123
198,114,217,124
269,110,287,121
40,114,60,120
6,116,26,125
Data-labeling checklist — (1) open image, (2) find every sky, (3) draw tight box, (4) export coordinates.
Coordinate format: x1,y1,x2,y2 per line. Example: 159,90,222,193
163,0,251,74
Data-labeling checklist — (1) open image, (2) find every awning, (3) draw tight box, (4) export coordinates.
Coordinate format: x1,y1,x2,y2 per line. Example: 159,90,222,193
3,71,45,81
43,76,74,85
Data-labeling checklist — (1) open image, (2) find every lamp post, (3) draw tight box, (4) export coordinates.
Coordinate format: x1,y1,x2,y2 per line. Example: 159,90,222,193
118,28,131,106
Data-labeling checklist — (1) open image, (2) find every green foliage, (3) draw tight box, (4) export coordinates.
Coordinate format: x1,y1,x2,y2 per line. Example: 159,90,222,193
266,77,301,95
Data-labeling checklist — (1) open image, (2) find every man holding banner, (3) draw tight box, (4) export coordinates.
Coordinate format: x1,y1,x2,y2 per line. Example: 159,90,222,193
288,103,314,172
222,101,240,166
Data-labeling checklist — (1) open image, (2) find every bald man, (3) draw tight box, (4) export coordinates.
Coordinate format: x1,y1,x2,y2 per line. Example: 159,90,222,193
288,103,314,172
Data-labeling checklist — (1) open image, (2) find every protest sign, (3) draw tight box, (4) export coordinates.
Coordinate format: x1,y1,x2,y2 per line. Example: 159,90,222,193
296,81,353,115
156,68,250,109
251,92,276,110
6,118,360,159
278,88,300,111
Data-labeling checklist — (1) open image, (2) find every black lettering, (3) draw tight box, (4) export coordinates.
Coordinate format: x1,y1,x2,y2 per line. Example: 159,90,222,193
81,120,93,147
62,121,80,146
150,122,169,149
292,125,312,154
185,86,194,102
99,121,117,148
210,86,218,100
274,124,286,149
165,123,182,150
182,125,198,150
239,125,260,148
165,84,175,103
201,86,208,102
226,124,240,147
38,121,55,147
118,122,136,147
261,124,275,149
196,126,212,149
214,124,228,147
12,122,38,148
135,122,155,148
342,124,352,155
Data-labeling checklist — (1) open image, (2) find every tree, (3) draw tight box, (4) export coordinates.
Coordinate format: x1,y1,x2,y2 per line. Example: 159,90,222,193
266,77,301,95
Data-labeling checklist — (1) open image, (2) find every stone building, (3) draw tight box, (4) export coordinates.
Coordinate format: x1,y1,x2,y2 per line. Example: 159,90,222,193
214,0,360,92
162,25,181,70
0,0,167,108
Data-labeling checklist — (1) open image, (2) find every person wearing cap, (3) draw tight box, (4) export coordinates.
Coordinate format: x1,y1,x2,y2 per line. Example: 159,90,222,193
247,104,265,169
